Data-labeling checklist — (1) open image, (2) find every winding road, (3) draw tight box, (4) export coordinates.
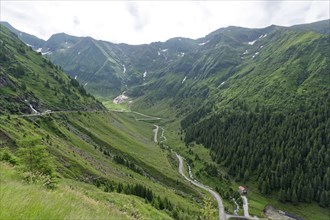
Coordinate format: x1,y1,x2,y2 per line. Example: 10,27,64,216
151,123,259,220
24,105,255,220
176,154,227,220
153,125,159,143
242,195,250,218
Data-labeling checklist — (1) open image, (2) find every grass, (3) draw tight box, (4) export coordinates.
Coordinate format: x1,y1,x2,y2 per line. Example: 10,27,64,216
246,186,330,220
0,162,171,220
0,111,204,219
102,100,130,112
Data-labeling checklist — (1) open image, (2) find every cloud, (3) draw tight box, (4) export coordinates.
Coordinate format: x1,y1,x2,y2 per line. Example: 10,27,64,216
1,1,329,44
126,2,149,31
73,16,80,26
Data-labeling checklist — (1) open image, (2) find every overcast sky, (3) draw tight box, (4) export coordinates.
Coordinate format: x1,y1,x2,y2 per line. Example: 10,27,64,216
1,1,329,45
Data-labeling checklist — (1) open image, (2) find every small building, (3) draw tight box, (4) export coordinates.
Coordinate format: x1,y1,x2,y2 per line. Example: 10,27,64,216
239,185,248,194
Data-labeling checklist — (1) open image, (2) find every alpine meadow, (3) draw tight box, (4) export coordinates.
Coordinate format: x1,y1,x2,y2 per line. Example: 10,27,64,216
0,7,329,220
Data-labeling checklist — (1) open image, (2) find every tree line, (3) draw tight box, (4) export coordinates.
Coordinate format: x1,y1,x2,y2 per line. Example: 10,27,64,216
93,179,195,219
183,95,330,207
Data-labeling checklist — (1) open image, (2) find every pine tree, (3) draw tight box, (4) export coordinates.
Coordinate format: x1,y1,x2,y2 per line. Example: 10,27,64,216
292,189,298,205
319,191,328,207
17,145,55,176
279,189,286,203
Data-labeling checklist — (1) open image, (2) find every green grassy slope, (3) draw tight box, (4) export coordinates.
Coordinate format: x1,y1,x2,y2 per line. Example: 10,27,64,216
0,162,172,220
0,111,207,219
0,24,210,219
0,21,46,49
0,24,104,114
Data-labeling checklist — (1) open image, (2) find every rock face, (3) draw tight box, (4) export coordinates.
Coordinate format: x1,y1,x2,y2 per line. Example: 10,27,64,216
0,76,16,88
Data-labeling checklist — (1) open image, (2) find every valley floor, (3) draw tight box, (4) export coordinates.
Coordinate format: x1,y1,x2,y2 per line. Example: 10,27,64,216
0,109,329,220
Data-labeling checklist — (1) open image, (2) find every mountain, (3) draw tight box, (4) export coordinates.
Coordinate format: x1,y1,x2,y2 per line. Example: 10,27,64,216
0,24,104,114
5,19,328,102
0,24,205,219
0,21,46,49
180,24,330,208
290,19,330,34
2,19,329,214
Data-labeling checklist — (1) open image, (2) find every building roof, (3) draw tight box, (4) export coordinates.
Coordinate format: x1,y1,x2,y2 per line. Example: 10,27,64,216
239,186,247,191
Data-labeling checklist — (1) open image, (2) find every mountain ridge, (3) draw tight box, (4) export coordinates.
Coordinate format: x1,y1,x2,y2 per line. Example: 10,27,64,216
2,19,329,99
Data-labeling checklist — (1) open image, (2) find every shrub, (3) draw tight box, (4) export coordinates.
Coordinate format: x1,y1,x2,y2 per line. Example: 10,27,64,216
22,171,57,189
0,147,18,165
16,145,55,177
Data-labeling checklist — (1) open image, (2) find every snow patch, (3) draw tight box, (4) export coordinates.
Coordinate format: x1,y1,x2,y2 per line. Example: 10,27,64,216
178,52,185,57
243,50,249,55
260,45,264,49
123,65,126,73
248,40,256,45
74,75,77,80
259,34,267,38
42,51,52,55
77,51,81,55
161,48,168,52
143,71,147,78
252,52,259,59
36,48,42,52
218,81,225,88
157,51,161,56
198,40,210,46
182,76,187,84
84,83,88,86
28,104,39,115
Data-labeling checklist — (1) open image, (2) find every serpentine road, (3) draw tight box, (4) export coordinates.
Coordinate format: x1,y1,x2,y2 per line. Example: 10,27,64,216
150,122,226,219
176,154,227,220
19,109,253,220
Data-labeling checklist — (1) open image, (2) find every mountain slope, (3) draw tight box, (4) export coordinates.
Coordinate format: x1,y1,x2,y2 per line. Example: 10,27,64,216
5,19,328,102
2,20,329,211
0,25,206,219
181,29,330,207
0,21,46,49
0,24,104,114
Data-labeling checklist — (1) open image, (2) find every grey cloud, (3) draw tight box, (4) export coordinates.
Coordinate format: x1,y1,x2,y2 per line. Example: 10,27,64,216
260,1,284,22
126,2,148,31
260,1,314,26
73,16,80,26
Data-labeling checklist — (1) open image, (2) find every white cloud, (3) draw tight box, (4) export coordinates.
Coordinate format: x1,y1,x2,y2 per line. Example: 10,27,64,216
1,1,329,45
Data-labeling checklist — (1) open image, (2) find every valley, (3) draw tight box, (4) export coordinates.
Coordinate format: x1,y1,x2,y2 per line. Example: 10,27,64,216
0,17,329,220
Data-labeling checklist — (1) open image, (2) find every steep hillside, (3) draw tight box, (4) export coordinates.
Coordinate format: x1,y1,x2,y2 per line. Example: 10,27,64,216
0,111,207,219
5,20,328,102
2,19,329,214
1,24,218,219
181,29,330,207
0,24,104,114
0,21,46,49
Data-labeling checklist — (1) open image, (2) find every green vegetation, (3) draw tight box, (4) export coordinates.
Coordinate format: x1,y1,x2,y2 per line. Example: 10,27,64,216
184,97,330,206
0,110,205,219
0,162,172,220
0,24,103,114
1,19,329,219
